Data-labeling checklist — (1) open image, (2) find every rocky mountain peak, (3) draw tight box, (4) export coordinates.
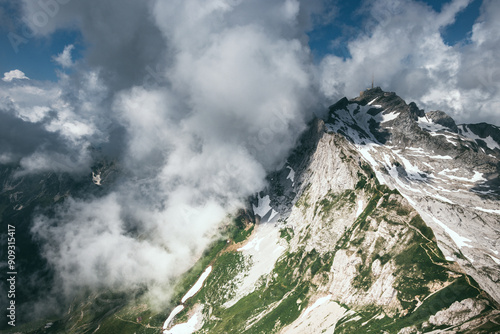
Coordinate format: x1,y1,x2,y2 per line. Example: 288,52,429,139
408,101,425,119
425,110,458,133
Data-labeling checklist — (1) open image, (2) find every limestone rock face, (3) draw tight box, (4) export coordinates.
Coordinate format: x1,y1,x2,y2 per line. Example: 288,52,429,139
167,88,499,332
426,110,458,133
327,87,500,305
428,298,487,327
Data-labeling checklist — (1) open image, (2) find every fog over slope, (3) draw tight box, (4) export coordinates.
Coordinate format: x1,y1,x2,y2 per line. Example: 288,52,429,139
8,0,325,307
0,0,500,310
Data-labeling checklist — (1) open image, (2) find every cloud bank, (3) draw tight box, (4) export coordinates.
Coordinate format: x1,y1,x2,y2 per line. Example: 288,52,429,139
9,0,322,310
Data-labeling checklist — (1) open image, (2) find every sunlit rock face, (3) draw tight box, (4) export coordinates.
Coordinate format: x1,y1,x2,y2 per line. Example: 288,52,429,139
159,89,499,333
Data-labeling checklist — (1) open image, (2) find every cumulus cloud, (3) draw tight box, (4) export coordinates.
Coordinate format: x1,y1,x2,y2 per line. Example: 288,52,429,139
9,0,321,311
2,69,29,82
53,44,74,68
0,69,109,174
320,0,500,126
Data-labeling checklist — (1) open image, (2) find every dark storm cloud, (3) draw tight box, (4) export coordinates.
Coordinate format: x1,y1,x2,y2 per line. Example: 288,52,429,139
0,106,61,160
21,0,167,89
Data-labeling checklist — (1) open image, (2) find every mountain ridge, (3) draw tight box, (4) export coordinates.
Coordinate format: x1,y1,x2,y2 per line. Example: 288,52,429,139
2,88,500,333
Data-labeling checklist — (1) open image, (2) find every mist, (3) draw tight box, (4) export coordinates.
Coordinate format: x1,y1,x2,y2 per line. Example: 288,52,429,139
13,0,323,311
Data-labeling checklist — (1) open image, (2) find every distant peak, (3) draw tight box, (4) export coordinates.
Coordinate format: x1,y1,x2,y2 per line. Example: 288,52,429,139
426,110,458,133
353,87,398,106
364,86,383,94
359,86,384,98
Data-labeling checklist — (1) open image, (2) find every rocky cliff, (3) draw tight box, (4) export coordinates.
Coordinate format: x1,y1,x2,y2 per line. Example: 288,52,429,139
159,89,500,334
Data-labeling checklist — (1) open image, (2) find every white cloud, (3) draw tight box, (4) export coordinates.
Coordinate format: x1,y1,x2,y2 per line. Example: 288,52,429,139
15,0,320,309
53,44,75,68
0,68,109,176
2,69,29,82
17,148,92,176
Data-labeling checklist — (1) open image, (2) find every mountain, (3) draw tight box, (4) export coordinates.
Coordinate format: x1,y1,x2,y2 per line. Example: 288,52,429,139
2,88,500,333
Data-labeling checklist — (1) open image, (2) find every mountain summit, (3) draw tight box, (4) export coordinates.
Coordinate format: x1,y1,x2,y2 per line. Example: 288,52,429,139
157,89,500,333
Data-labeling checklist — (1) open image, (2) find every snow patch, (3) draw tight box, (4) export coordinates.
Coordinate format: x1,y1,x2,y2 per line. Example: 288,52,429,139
408,147,425,153
461,125,500,151
475,207,500,215
163,305,185,330
181,266,212,303
382,155,422,194
164,311,202,334
417,116,459,135
286,166,295,184
357,144,387,184
92,172,102,186
226,223,285,308
301,295,332,319
393,151,428,181
402,193,417,206
282,299,346,334
430,132,458,146
418,116,448,132
422,162,434,169
237,236,264,252
379,111,399,123
438,169,485,183
253,195,278,222
431,193,454,204
489,255,500,265
471,171,486,182
431,216,471,249
429,155,453,160
356,200,364,217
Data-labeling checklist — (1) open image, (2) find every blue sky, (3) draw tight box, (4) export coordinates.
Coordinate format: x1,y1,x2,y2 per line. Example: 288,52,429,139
0,0,84,81
0,0,483,82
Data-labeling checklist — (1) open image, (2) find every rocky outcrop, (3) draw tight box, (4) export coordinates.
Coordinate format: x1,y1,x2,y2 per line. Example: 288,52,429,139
428,298,487,327
426,110,458,133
